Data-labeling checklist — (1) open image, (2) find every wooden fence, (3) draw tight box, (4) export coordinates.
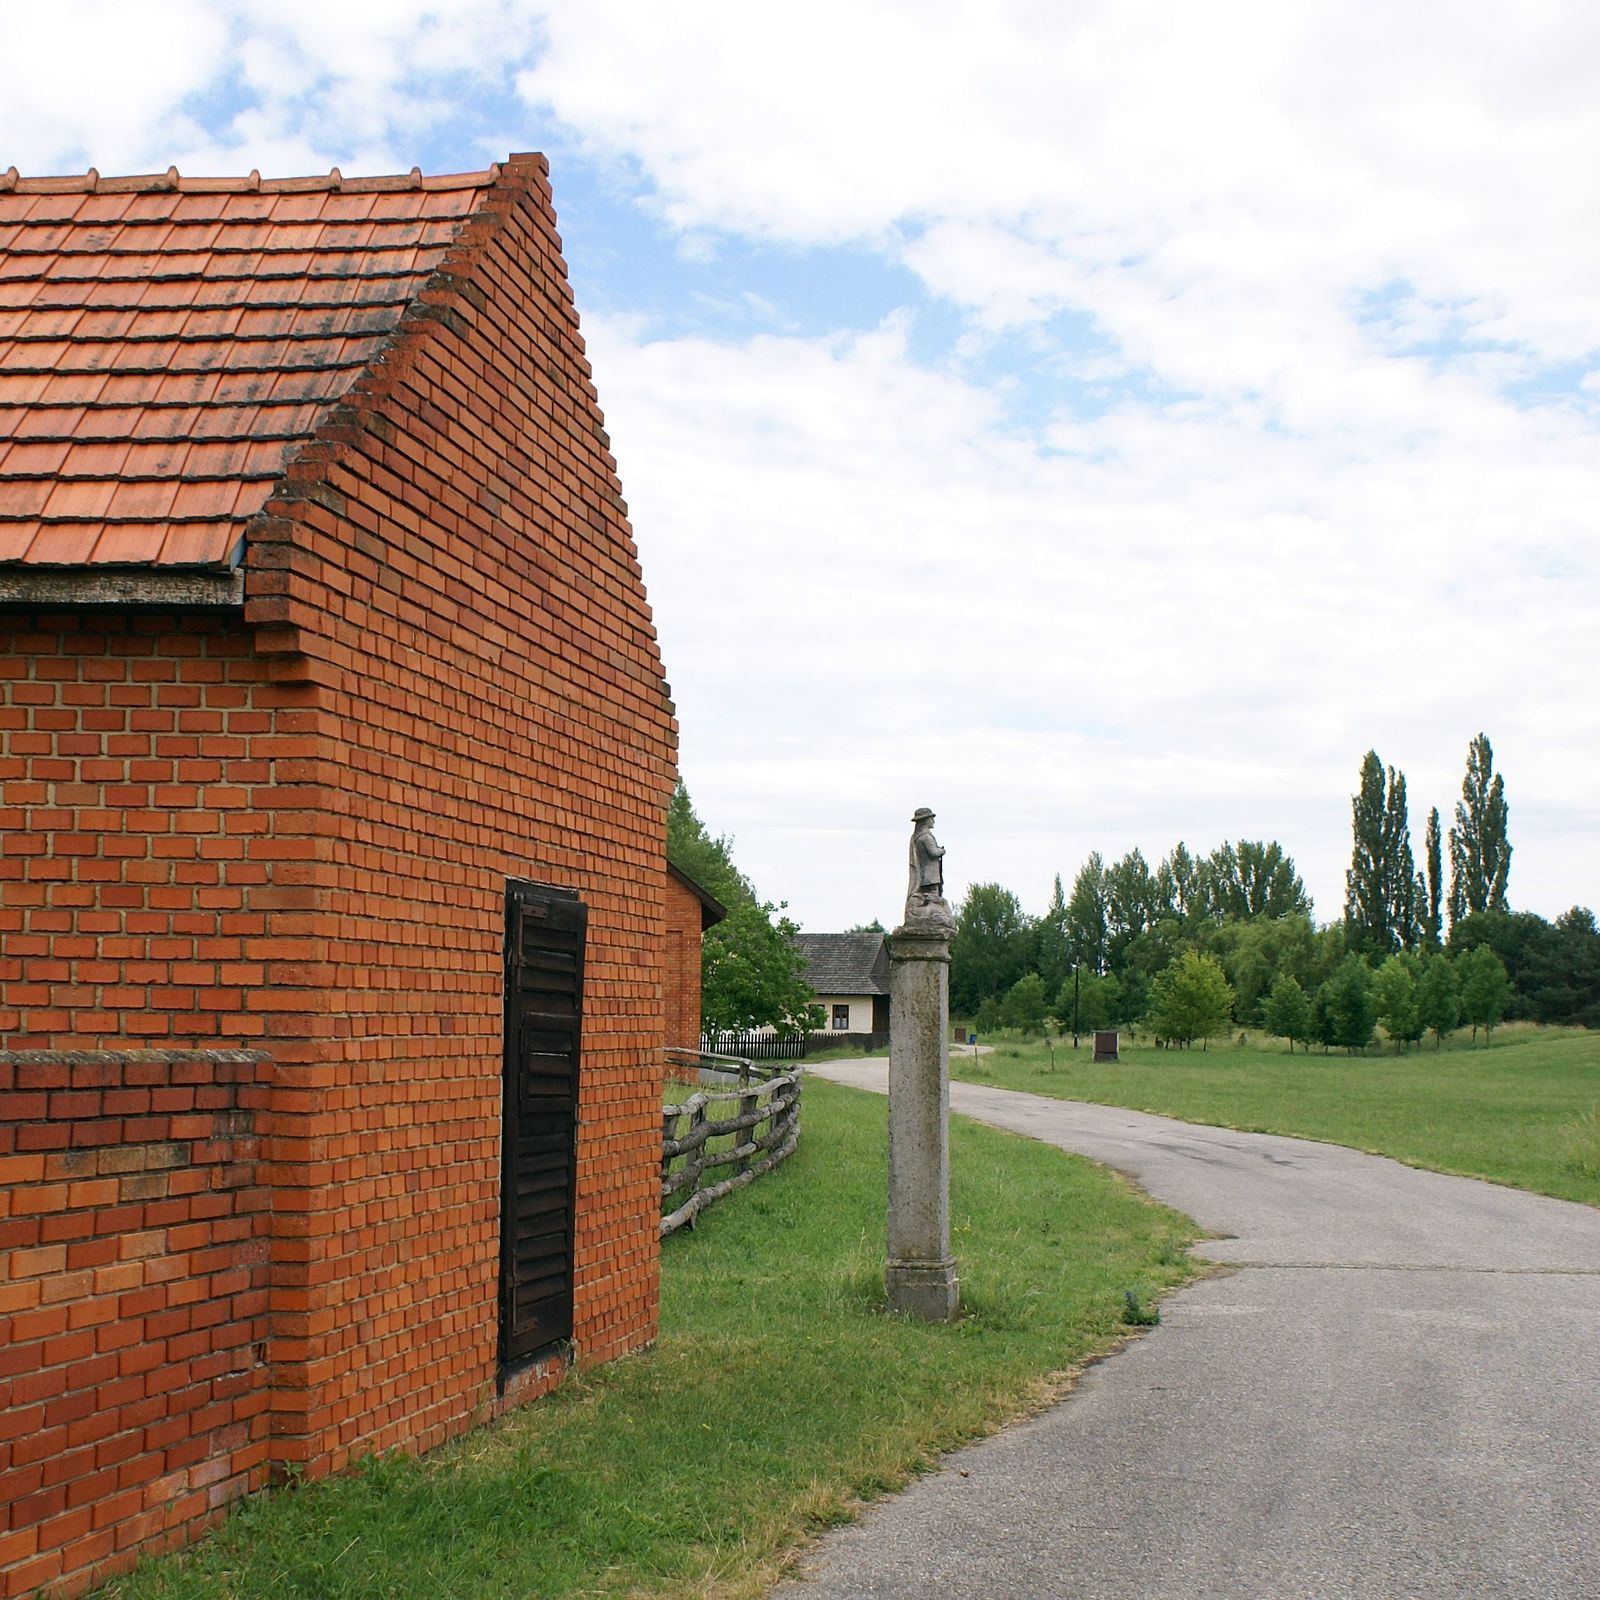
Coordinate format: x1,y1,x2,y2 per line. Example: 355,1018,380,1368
698,1029,812,1061
661,1048,801,1237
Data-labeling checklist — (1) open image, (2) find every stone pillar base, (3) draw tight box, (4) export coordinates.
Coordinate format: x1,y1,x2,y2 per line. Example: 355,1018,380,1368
886,916,958,1325
887,1255,959,1322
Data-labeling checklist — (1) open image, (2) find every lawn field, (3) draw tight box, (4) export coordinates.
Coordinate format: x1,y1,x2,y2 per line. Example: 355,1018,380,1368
95,1079,1199,1600
951,1026,1600,1207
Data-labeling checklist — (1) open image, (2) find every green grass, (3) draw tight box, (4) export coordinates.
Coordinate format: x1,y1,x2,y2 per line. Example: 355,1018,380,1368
952,1026,1600,1207
96,1079,1199,1600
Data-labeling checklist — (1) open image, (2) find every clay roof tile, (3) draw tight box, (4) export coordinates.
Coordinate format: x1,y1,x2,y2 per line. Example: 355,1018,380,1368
92,520,176,563
9,404,84,440
21,522,104,564
42,477,119,520
0,438,73,475
61,439,132,477
154,520,240,566
120,439,192,477
167,477,248,520
0,160,524,576
0,479,52,517
102,480,180,520
128,406,198,440
0,521,35,560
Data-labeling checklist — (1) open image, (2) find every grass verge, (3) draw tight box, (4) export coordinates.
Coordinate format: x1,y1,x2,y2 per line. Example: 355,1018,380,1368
95,1078,1200,1600
952,1029,1600,1207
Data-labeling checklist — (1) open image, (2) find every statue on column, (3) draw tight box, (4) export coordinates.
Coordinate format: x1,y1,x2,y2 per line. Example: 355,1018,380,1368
886,805,960,1320
903,807,954,932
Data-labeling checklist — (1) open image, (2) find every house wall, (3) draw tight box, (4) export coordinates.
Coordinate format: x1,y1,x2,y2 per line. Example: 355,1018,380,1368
237,159,677,1476
0,610,323,1599
662,873,704,1050
0,1048,270,1600
0,609,318,1050
817,994,875,1033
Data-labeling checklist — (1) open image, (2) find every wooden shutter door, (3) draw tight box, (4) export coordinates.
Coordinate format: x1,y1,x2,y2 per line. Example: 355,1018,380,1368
500,880,586,1375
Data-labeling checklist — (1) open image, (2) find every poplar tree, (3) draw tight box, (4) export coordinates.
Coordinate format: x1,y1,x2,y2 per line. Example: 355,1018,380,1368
1033,873,1072,995
1345,751,1418,955
1448,733,1512,927
1205,840,1311,920
1105,848,1158,970
1387,771,1419,949
1155,841,1201,922
1421,806,1444,948
1066,853,1110,975
950,883,1032,1014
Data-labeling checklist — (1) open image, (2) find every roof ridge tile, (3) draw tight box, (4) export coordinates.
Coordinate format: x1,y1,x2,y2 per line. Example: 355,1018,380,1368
2,165,511,198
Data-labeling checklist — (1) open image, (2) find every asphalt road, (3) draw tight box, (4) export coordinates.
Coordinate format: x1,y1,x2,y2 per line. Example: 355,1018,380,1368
776,1062,1600,1600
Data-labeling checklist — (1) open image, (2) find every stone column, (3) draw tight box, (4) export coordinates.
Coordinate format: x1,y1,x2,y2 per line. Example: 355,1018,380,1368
886,804,960,1322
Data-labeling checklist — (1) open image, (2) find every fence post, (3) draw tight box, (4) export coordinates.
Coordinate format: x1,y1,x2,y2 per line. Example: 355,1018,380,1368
690,1098,707,1229
738,1087,758,1177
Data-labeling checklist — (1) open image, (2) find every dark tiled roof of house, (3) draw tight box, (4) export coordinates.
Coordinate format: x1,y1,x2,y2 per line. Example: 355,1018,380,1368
0,162,511,574
792,932,890,996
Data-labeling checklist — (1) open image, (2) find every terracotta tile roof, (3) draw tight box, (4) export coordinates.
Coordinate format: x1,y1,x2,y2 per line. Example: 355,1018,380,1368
0,163,510,573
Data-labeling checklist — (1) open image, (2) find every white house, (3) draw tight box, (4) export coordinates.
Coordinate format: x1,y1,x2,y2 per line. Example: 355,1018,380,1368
793,932,891,1044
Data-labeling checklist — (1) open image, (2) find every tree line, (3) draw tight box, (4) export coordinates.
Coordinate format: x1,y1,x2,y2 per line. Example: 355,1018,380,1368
952,734,1600,1049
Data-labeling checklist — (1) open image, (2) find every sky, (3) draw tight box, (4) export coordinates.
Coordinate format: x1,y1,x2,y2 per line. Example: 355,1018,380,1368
5,0,1597,932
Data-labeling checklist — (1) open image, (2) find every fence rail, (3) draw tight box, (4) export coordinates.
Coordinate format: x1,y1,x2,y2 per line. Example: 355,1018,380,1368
661,1048,802,1237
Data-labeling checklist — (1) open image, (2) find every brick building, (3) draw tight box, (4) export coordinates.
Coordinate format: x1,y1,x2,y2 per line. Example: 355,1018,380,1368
663,862,726,1050
0,158,678,1598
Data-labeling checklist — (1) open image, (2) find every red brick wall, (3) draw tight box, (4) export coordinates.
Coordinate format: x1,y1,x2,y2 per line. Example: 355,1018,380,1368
0,610,322,1050
663,872,704,1050
0,1049,270,1600
0,611,327,1598
230,159,677,1477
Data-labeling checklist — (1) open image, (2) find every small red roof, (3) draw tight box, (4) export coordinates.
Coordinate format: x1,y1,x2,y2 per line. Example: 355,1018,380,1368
0,163,513,574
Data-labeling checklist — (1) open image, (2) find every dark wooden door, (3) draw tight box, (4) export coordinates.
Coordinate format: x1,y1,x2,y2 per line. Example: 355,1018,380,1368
500,880,586,1375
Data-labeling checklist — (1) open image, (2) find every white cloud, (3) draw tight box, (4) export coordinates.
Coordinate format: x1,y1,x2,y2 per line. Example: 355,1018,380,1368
523,1,1600,371
586,306,1599,927
4,0,1597,929
0,1,229,174
0,1,545,178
